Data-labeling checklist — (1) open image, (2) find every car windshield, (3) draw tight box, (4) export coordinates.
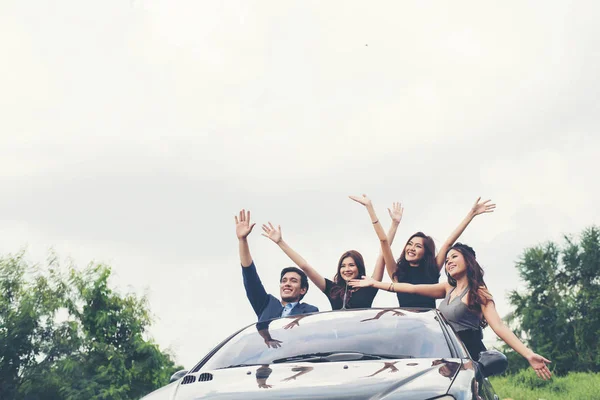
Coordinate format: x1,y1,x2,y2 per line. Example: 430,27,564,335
201,309,452,371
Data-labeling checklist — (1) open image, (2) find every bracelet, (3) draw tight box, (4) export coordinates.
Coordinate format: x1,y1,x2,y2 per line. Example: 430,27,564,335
372,220,379,224
388,283,394,292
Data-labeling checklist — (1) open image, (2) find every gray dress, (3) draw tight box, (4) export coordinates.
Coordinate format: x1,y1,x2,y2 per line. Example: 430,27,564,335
438,286,486,360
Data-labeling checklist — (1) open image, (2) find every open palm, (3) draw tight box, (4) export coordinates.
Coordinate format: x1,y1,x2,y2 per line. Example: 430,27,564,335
235,209,256,239
471,197,496,216
349,194,373,207
527,353,552,380
261,222,282,244
387,202,404,223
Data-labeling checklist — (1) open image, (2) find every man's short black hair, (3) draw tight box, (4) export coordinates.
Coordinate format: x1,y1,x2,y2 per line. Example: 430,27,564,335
280,267,309,301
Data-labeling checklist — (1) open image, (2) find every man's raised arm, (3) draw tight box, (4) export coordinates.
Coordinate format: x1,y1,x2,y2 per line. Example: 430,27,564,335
236,209,270,317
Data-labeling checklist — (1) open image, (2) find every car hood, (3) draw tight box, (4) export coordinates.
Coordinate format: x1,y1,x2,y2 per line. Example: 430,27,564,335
142,358,461,400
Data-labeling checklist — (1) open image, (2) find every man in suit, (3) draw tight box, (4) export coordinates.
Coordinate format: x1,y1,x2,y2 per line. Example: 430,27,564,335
236,209,319,322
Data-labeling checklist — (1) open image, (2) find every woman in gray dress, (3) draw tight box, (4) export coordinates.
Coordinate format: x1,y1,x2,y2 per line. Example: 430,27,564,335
350,242,552,380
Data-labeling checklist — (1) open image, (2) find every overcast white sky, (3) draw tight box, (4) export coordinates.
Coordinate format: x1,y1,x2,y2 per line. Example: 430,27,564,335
1,1,599,368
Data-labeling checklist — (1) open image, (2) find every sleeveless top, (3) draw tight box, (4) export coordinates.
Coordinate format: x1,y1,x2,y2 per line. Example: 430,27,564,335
396,266,437,308
323,279,378,310
438,286,481,332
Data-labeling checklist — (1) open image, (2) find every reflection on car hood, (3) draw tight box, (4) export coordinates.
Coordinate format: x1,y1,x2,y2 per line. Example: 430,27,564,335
144,358,462,400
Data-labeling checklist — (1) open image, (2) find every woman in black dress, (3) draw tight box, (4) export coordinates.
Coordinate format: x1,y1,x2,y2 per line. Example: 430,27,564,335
262,197,402,310
383,197,496,308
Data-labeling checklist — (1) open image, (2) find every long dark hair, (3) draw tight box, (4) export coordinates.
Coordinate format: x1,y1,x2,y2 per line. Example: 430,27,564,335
329,250,366,299
393,232,438,283
445,243,492,328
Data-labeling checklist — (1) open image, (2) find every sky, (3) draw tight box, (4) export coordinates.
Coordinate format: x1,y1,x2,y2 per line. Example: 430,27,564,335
1,1,599,369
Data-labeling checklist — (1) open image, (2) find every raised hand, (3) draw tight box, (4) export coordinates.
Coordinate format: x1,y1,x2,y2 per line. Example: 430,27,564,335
349,276,376,288
349,194,373,207
261,222,282,244
387,202,404,224
235,209,256,239
527,353,552,380
470,197,496,216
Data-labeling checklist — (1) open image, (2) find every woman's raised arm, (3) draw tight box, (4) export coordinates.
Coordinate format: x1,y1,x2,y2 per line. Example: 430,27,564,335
372,202,403,281
349,194,397,280
349,276,449,299
435,197,496,270
262,222,327,292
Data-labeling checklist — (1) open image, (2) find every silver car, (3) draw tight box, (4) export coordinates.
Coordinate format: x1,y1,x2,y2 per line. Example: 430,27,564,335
141,308,507,400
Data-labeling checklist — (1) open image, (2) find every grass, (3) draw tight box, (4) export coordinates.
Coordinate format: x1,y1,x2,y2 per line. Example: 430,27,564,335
489,370,600,400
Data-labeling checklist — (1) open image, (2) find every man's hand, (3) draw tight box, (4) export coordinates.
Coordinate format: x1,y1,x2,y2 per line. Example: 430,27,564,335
235,209,256,239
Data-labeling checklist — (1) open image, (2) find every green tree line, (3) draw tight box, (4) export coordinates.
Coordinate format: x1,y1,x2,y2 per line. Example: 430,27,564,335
2,226,598,398
502,225,600,376
0,251,181,400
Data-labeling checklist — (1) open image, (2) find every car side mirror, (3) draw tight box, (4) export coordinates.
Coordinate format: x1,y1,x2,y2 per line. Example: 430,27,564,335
477,350,508,377
169,369,189,383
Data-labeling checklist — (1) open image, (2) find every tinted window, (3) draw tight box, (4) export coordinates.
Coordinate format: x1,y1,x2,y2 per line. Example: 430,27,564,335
202,309,451,370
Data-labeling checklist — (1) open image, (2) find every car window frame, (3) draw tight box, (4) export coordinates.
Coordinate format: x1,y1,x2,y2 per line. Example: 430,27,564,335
434,309,469,359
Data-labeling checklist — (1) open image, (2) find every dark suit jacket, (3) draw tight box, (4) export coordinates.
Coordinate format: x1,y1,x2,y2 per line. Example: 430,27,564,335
242,262,319,322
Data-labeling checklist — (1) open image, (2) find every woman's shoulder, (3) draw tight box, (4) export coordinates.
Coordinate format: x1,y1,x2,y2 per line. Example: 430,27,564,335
477,286,494,302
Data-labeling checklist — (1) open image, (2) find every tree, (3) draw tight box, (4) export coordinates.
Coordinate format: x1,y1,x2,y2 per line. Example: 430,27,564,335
0,251,68,399
0,251,181,400
506,226,600,375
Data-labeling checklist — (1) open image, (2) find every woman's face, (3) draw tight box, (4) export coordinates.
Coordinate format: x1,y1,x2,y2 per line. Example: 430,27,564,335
339,256,360,281
445,249,467,278
405,237,426,264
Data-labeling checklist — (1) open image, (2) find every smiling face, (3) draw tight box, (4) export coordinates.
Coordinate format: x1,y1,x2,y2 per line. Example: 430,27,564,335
339,256,360,281
279,271,307,302
404,237,426,264
445,249,467,278
334,250,366,285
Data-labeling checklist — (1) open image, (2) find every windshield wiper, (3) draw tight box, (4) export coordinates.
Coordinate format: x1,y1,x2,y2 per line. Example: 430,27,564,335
218,363,263,369
272,352,414,364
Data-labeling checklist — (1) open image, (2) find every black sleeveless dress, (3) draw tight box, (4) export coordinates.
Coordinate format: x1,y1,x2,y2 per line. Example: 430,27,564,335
323,279,378,310
396,266,437,308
